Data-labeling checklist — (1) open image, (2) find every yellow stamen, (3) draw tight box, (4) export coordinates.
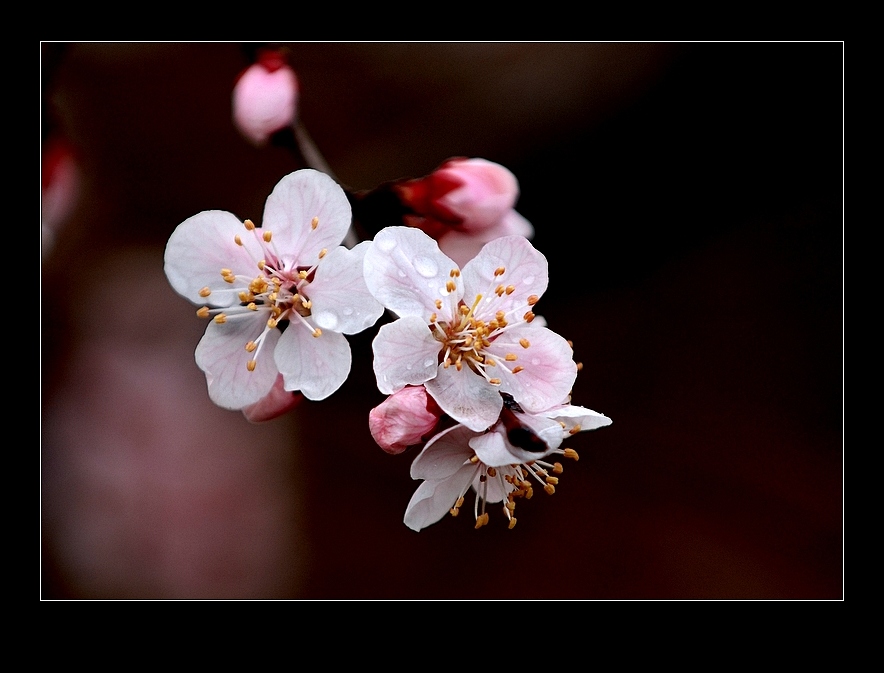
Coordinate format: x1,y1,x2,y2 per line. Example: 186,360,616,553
246,360,257,372
494,267,506,276
245,341,257,352
569,424,582,434
213,314,227,324
234,234,243,246
318,248,327,259
199,286,211,298
263,231,272,243
197,307,210,319
519,338,531,349
244,219,255,230
563,448,579,461
312,329,322,338
505,353,517,361
311,216,319,229
527,295,539,305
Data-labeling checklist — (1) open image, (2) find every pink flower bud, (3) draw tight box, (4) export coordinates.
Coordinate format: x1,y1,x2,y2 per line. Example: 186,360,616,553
232,49,299,147
369,387,443,454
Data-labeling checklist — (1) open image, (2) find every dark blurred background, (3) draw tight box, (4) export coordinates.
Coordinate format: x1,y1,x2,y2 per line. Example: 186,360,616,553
40,42,843,600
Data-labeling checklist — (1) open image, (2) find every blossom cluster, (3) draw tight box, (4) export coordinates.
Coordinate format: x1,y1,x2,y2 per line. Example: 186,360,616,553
163,51,611,532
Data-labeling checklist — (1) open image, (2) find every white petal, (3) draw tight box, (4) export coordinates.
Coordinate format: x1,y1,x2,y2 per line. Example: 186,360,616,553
364,226,461,319
469,430,521,467
471,465,519,504
371,316,440,395
425,364,503,432
488,325,577,413
411,425,477,480
164,210,263,307
308,242,384,335
461,235,548,314
274,321,351,400
545,404,613,432
194,316,279,410
261,169,352,266
403,462,479,532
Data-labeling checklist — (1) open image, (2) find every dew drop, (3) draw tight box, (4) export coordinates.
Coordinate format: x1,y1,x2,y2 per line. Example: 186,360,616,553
413,256,438,278
343,307,354,316
523,275,535,285
423,359,435,368
397,270,406,278
314,311,339,330
376,236,396,252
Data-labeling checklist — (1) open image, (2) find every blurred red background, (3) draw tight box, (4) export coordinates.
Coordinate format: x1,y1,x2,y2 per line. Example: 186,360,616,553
41,42,843,599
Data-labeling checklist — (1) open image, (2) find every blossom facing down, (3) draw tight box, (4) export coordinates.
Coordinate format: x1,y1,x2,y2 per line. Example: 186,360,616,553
404,398,612,531
364,226,577,433
394,157,534,267
164,169,383,411
232,48,299,147
369,386,443,455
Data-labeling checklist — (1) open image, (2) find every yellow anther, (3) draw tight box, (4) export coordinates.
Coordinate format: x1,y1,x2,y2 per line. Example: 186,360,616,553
524,311,536,322
197,307,210,318
489,378,501,385
469,455,480,464
429,312,437,323
505,500,516,512
246,360,257,372
302,300,312,309
214,314,228,324
263,231,272,243
553,462,564,474
247,303,257,311
450,268,460,277
199,286,211,298
238,291,250,302
508,517,517,529
544,483,556,495
446,280,457,292
563,448,579,461
495,284,505,296
487,467,497,478
527,295,539,306
577,362,584,371
435,299,443,309
244,219,255,230
311,216,319,229
318,248,327,259
474,513,489,529
569,424,582,434
312,329,322,338
545,476,559,486
519,338,531,349
455,497,465,508
505,353,517,361
485,358,496,367
455,361,463,371
221,268,232,276
258,259,266,270
505,285,515,294
512,365,524,374
299,270,308,279
459,305,470,315
245,341,257,353
223,274,236,284
449,507,460,517
494,267,506,276
442,360,451,369
267,318,278,328
234,234,243,246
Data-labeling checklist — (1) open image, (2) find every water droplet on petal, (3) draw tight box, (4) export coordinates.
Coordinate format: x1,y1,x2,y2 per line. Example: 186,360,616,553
413,256,438,278
397,270,406,278
315,311,339,330
524,275,535,285
423,359,435,368
343,307,353,316
377,237,396,252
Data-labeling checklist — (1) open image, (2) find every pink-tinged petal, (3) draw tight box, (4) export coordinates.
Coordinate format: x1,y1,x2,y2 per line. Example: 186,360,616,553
472,465,520,504
242,374,304,423
425,364,503,432
545,404,613,432
364,226,461,319
488,325,577,413
411,425,478,479
261,169,352,265
274,322,351,400
194,317,279,410
232,57,299,147
164,210,264,307
435,158,519,230
437,210,535,267
469,429,521,467
461,235,548,315
307,241,384,335
369,387,442,454
403,462,478,532
371,316,440,395
516,410,568,450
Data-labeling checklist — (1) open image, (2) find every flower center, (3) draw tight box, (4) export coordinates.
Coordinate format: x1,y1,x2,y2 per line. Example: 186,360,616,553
428,266,539,385
195,217,328,371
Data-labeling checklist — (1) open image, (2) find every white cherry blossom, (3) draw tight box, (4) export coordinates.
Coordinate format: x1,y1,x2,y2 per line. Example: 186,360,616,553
164,169,383,410
364,226,577,432
404,398,612,531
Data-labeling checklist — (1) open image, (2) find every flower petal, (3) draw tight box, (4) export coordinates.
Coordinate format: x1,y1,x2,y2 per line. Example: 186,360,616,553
487,324,577,413
164,210,263,307
364,226,461,319
242,374,303,423
545,404,613,432
194,316,279,410
369,386,442,454
261,169,352,266
411,424,477,479
307,241,384,335
425,364,503,432
274,321,351,400
461,235,548,315
371,316,440,395
404,462,479,532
